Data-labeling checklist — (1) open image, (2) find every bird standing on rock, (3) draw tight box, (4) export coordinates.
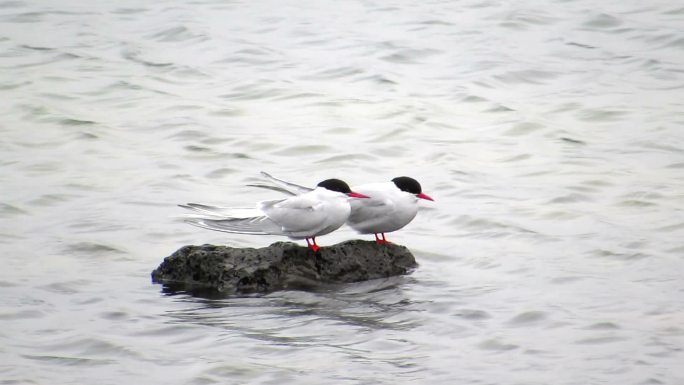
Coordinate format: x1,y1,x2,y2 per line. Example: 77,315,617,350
180,179,369,251
347,176,434,243
254,172,434,244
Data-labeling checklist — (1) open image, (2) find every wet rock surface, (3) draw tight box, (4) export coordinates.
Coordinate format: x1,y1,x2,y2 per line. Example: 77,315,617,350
151,240,418,295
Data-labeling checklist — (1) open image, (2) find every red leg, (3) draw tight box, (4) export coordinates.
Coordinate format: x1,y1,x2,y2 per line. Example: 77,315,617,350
374,233,390,244
309,237,320,252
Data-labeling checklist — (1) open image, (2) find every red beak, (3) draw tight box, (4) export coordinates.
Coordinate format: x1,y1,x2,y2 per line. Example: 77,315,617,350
417,192,434,201
347,191,370,199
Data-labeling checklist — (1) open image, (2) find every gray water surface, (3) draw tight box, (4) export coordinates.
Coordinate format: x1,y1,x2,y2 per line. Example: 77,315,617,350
2,0,684,384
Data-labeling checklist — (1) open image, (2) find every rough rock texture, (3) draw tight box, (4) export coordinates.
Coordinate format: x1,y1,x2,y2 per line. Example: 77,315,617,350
151,240,417,294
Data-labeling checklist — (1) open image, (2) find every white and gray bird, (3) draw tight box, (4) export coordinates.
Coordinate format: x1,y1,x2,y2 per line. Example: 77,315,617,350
253,172,434,243
180,178,369,251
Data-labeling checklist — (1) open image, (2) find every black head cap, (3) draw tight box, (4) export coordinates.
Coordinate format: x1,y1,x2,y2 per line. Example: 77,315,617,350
392,176,422,194
317,178,352,194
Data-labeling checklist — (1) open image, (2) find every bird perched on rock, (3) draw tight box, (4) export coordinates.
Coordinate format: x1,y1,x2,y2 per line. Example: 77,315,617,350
180,178,369,251
253,172,434,244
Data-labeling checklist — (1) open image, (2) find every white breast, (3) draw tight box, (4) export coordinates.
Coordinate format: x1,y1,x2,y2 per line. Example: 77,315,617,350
346,183,418,234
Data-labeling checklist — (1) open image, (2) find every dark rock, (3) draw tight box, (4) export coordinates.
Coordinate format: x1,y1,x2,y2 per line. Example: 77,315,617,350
151,240,417,295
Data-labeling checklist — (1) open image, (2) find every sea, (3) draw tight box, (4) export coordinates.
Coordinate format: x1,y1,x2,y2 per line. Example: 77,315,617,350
1,0,684,384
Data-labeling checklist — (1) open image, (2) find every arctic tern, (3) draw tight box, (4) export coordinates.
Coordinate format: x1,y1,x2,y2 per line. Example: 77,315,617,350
253,172,433,243
181,178,369,251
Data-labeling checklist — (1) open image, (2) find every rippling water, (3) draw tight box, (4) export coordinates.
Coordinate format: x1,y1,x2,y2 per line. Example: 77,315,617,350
2,0,684,384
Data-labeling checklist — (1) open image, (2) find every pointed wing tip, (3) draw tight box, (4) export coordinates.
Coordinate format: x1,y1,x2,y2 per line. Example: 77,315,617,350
179,203,204,210
182,218,204,228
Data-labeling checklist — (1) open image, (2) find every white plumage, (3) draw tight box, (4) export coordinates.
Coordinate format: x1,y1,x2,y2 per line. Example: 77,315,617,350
346,182,421,234
255,172,434,243
180,177,368,251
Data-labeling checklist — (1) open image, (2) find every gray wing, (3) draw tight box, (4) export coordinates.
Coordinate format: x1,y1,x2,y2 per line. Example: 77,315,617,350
348,198,395,223
247,171,313,196
258,195,327,234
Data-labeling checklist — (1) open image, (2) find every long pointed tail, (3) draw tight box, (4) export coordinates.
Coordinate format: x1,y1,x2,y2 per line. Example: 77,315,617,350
184,216,283,235
179,203,259,218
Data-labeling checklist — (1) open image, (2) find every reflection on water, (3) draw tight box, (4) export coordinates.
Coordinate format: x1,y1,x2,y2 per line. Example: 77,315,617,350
1,0,684,384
